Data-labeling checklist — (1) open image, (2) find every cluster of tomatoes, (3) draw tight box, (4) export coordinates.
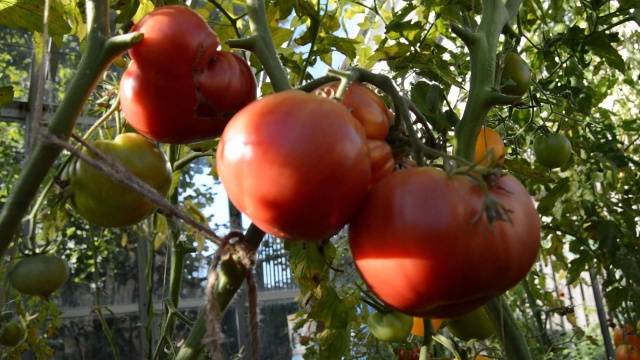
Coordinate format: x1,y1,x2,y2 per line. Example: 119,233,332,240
10,5,570,353
615,323,640,360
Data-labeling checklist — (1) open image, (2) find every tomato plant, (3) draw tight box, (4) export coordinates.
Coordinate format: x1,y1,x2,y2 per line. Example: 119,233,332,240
217,90,371,240
475,127,505,166
500,52,531,97
67,133,172,227
0,320,24,347
367,311,413,341
349,167,540,317
120,5,256,143
446,306,495,341
9,254,68,298
533,133,572,169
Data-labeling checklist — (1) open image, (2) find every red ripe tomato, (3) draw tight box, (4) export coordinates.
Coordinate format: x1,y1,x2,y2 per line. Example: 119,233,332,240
617,344,640,360
121,6,256,144
349,167,540,317
121,62,226,143
315,81,393,140
367,140,395,186
196,51,257,114
129,5,220,76
217,90,371,241
315,82,395,185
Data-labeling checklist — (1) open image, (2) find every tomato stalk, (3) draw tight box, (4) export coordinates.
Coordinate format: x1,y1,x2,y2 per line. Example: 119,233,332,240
226,0,291,92
175,224,265,360
450,1,533,359
0,0,143,258
419,318,433,360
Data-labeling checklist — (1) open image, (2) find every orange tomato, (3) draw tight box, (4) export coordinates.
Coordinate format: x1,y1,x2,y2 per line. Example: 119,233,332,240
475,128,505,166
616,344,640,360
475,356,491,360
615,324,640,348
411,317,443,336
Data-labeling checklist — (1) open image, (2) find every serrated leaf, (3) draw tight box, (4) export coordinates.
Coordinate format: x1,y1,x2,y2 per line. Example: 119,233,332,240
584,31,625,73
0,0,71,41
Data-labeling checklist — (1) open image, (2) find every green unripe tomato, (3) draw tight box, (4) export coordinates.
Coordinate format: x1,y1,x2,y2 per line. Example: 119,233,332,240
446,306,495,341
0,321,24,347
501,52,532,97
68,133,172,227
9,254,68,298
367,311,413,341
533,133,572,169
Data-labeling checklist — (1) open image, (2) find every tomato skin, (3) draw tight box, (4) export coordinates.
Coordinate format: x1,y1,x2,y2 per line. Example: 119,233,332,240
9,255,68,297
315,81,393,140
0,321,24,347
501,52,532,97
475,128,505,166
68,133,172,227
217,90,371,241
534,133,572,169
616,344,640,360
196,51,257,114
129,6,220,76
349,168,540,317
315,82,395,184
447,306,495,340
411,317,443,337
615,325,640,350
121,62,230,143
367,140,395,186
367,311,413,342
122,6,256,144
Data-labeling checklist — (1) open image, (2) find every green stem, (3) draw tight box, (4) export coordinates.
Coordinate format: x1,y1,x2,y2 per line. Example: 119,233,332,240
227,0,291,92
154,238,192,359
175,224,265,360
95,306,122,360
453,0,522,160
0,0,142,258
485,297,532,360
173,151,213,172
451,1,531,359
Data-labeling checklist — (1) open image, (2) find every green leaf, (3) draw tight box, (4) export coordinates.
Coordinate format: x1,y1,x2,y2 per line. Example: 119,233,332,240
0,86,13,108
584,31,625,73
0,0,71,40
537,179,570,216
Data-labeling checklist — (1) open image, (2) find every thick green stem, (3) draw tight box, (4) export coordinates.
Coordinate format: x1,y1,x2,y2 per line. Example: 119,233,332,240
0,0,142,258
486,298,532,360
175,224,265,360
452,1,531,359
453,0,522,160
227,0,291,92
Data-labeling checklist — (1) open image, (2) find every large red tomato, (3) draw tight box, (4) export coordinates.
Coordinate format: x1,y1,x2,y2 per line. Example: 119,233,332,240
349,167,540,317
121,6,256,143
217,90,371,241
